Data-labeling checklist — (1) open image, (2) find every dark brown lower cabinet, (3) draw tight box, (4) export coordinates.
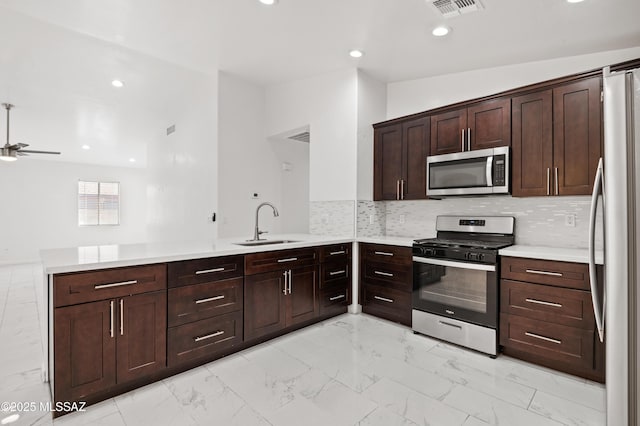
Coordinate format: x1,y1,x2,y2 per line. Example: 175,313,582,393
244,265,318,341
54,290,167,402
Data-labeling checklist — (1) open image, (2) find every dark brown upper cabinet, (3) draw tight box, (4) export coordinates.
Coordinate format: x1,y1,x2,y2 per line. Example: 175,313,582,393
430,98,511,156
512,76,602,197
374,117,430,201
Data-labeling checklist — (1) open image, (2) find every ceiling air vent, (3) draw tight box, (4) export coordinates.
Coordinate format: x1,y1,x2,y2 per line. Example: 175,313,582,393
430,0,484,18
288,131,310,143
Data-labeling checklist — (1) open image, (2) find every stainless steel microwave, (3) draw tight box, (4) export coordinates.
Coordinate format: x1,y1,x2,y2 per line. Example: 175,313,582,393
426,146,509,196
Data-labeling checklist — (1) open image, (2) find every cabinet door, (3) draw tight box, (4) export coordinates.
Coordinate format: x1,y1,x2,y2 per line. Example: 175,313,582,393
553,77,602,195
116,291,167,383
54,300,116,402
402,117,430,200
374,124,403,200
511,90,553,197
244,270,287,340
287,265,318,326
430,108,467,155
468,98,511,150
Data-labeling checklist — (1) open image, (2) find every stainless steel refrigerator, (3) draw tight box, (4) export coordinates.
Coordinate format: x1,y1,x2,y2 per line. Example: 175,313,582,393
590,67,640,425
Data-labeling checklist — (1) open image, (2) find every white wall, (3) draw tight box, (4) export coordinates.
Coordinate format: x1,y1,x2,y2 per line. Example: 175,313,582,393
356,70,387,202
0,159,148,264
265,68,358,202
387,47,640,119
217,72,283,238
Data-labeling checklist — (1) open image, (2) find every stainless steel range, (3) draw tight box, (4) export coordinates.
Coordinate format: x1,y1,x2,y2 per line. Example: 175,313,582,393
412,215,515,357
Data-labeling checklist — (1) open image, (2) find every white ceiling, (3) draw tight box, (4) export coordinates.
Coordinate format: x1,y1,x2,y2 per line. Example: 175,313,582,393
0,0,638,167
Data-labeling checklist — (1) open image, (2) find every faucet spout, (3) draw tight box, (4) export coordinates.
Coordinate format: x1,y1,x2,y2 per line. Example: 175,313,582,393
252,202,279,241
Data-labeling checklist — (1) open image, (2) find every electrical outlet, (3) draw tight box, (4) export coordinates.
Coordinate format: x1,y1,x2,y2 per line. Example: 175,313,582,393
369,214,374,225
399,214,405,224
565,214,576,227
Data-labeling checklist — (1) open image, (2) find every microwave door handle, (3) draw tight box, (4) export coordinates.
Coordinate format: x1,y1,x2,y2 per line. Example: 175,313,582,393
486,156,493,187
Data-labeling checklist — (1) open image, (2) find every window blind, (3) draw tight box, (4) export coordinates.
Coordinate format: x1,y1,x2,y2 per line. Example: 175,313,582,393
78,181,120,226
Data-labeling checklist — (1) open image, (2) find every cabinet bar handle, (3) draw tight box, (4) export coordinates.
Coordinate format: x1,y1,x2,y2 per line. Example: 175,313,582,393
195,267,225,275
525,298,562,308
119,299,124,336
374,271,394,277
439,320,462,330
330,250,346,255
277,257,298,263
461,129,465,152
195,295,225,304
329,270,346,276
374,251,393,256
525,269,563,277
329,294,346,301
283,271,288,295
194,330,224,342
400,179,405,200
467,128,471,151
374,295,394,303
547,168,550,196
396,179,400,200
525,331,562,345
94,280,137,290
109,300,114,338
288,270,292,294
555,167,559,195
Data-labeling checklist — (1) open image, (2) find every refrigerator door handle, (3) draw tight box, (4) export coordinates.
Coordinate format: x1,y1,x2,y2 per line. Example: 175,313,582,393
588,157,605,342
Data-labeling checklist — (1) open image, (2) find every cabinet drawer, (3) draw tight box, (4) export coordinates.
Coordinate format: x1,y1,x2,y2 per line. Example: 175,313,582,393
168,311,243,367
362,284,411,326
321,262,350,286
168,255,243,288
54,264,167,308
361,243,412,266
168,277,243,327
501,257,590,290
501,280,594,329
319,243,351,263
500,314,594,371
245,248,317,275
320,282,349,316
362,261,411,291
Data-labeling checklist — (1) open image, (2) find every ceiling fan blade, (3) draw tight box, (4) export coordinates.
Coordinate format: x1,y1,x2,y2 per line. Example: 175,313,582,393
17,149,61,155
8,143,28,149
16,151,29,156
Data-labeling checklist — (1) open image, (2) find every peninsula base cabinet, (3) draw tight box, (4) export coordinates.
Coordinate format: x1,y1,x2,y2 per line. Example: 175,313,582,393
499,256,605,383
53,263,167,404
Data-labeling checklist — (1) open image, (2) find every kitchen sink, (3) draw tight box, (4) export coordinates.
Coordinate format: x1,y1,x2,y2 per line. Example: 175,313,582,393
233,239,299,246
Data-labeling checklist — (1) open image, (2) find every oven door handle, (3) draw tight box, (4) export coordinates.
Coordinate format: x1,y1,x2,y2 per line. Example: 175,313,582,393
412,256,496,272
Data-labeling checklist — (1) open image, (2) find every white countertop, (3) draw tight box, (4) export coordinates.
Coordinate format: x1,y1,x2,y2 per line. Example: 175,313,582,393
499,245,604,265
39,234,416,274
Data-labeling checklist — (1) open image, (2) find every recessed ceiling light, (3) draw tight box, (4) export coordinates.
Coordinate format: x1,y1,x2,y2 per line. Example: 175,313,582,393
111,80,124,88
432,26,451,37
129,158,136,163
349,50,364,58
81,144,90,150
566,0,585,3
258,0,277,5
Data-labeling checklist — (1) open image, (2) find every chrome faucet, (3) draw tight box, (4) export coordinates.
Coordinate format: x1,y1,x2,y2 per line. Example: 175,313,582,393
252,202,279,241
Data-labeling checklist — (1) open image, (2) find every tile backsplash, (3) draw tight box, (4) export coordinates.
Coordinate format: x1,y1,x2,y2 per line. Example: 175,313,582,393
359,196,603,249
309,200,355,237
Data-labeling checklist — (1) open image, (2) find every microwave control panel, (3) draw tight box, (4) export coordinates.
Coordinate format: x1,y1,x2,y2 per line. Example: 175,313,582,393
493,154,506,186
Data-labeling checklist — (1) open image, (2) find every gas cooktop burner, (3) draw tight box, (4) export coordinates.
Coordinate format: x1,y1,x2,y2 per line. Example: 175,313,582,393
414,238,513,250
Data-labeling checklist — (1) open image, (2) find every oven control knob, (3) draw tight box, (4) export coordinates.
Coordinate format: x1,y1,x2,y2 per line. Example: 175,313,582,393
422,248,434,256
477,253,484,261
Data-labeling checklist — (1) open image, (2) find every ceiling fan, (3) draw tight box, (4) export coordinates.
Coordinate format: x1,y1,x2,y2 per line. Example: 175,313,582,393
0,103,61,162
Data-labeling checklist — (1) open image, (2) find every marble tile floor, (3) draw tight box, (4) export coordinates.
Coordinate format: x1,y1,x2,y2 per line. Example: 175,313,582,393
0,263,606,426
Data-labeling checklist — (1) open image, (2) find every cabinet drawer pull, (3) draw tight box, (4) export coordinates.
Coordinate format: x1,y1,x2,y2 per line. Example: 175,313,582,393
329,294,346,301
119,299,124,336
525,269,563,277
277,257,298,263
525,331,562,345
374,251,393,256
329,270,346,276
374,295,394,303
109,300,114,338
525,298,562,308
195,267,225,275
374,271,394,277
194,330,224,342
439,320,462,330
330,250,346,256
94,280,138,290
195,295,225,304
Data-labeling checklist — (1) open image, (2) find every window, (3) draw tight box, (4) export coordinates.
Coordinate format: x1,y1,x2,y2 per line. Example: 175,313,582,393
78,181,120,226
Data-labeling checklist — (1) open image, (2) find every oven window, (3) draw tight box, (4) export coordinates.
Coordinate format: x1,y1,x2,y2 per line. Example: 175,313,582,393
415,263,488,313
429,157,488,189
